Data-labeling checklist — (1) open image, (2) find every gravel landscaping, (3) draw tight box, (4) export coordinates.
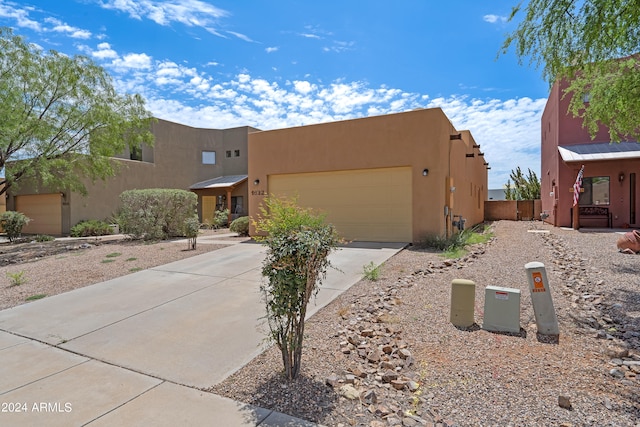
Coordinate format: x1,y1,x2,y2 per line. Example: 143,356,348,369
211,220,639,427
0,221,638,426
0,229,235,310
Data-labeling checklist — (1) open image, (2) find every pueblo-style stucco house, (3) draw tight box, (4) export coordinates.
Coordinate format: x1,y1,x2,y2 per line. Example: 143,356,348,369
7,119,258,236
541,79,640,228
248,108,488,243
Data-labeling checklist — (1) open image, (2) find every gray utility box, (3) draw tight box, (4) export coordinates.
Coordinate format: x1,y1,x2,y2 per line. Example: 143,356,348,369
482,285,521,333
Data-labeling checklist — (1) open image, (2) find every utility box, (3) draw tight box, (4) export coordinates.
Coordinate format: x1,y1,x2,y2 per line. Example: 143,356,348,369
525,261,559,335
482,286,521,333
450,279,475,327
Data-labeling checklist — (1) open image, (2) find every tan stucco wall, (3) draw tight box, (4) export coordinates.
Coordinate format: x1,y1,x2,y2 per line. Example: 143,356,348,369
248,108,487,242
8,119,257,235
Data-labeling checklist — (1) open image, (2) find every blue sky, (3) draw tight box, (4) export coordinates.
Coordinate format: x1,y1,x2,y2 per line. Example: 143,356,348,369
0,0,550,188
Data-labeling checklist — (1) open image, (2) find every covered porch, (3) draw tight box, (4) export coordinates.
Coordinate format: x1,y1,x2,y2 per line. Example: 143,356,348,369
189,175,248,227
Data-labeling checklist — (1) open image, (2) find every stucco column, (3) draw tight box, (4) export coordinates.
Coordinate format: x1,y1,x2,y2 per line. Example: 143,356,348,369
226,188,232,225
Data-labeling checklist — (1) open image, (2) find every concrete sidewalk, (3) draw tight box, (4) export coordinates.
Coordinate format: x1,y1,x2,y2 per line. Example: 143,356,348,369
0,241,405,426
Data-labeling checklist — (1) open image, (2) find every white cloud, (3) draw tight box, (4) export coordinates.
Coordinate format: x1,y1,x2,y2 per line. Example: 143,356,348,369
265,46,278,53
227,31,253,42
483,14,508,24
323,40,355,53
299,33,321,39
82,39,544,189
44,17,91,39
98,0,230,36
428,96,546,188
293,80,314,95
0,3,41,31
0,3,98,39
112,52,153,70
88,42,119,59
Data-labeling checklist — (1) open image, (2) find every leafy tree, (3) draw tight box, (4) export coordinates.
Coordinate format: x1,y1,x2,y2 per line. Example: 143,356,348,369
254,196,340,380
502,1,640,141
0,27,154,196
504,167,541,200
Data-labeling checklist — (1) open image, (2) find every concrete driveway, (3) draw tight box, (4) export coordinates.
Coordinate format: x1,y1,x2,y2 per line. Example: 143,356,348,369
0,240,405,426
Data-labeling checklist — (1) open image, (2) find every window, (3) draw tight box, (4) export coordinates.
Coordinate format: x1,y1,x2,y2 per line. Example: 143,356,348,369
579,176,609,205
225,150,232,158
130,145,142,161
231,196,243,214
202,151,216,164
234,149,240,157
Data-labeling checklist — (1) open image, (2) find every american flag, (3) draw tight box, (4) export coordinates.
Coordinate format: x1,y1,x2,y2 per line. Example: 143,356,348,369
573,165,584,207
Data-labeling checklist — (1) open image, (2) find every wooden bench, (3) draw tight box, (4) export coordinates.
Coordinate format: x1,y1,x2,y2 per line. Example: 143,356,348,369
574,206,612,228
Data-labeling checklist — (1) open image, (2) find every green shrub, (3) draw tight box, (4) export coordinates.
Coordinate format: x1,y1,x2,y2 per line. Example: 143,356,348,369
212,209,230,229
70,220,113,237
183,215,200,250
418,231,467,252
33,234,55,242
363,261,381,281
6,270,26,287
229,216,249,236
0,211,31,242
118,189,197,240
255,196,340,380
418,224,494,259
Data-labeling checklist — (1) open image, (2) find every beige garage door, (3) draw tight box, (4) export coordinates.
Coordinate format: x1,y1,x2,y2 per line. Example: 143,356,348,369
15,194,62,236
268,167,412,242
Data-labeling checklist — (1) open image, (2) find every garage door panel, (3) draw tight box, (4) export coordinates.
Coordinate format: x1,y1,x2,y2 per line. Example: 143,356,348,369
15,194,62,236
269,167,412,242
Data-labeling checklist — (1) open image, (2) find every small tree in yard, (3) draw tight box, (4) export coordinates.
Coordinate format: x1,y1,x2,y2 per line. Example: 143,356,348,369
254,196,340,380
0,211,30,242
183,215,200,250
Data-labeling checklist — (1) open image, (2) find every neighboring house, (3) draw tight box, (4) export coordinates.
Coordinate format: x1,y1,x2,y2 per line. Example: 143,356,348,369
248,108,488,243
7,118,259,236
541,79,640,228
488,188,507,200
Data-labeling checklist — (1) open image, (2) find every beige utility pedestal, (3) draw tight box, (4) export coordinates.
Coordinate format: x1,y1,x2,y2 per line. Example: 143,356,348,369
450,279,475,327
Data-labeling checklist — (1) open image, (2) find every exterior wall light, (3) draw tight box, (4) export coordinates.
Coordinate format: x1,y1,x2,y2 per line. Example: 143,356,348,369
422,168,429,176
619,172,625,182
253,179,260,185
